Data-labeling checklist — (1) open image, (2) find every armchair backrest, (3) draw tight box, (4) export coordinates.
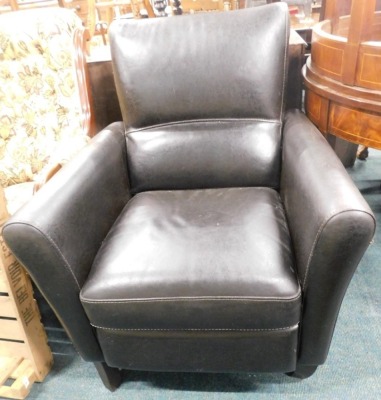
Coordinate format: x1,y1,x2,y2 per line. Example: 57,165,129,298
110,4,290,193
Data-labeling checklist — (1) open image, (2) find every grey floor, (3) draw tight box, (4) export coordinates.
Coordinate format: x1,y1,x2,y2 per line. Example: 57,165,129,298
14,149,381,400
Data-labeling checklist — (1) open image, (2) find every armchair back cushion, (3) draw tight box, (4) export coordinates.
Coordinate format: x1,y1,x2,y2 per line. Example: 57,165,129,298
110,5,290,192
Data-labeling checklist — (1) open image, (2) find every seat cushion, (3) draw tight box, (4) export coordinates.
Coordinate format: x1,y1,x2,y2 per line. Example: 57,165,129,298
81,187,301,332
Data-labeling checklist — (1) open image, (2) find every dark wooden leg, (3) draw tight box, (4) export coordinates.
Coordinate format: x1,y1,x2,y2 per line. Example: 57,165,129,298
286,365,318,379
357,145,369,161
172,0,183,15
94,362,122,391
153,0,167,16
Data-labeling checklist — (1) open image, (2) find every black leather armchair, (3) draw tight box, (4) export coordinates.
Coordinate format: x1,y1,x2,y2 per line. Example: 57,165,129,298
2,3,376,391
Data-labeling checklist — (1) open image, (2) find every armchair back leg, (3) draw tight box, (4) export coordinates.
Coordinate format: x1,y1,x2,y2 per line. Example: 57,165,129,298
286,365,318,379
94,362,122,391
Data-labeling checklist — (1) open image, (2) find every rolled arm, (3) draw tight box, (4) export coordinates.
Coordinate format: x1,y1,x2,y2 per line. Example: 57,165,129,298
280,110,376,366
2,122,130,361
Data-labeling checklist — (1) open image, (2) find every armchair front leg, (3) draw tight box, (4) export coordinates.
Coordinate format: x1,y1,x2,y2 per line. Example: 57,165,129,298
281,110,375,370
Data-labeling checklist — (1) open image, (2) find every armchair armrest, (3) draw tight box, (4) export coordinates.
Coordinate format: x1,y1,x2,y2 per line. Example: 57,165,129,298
2,122,130,361
281,110,375,366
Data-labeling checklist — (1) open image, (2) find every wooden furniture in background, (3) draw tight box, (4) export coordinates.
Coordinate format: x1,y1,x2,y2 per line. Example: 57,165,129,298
0,187,52,400
181,0,238,13
62,0,155,46
0,0,19,12
303,0,381,164
0,0,61,13
61,0,91,28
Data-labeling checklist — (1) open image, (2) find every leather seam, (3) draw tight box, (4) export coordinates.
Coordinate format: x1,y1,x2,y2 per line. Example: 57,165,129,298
80,293,302,304
4,222,81,291
302,209,376,289
91,325,299,332
280,6,289,118
128,118,282,133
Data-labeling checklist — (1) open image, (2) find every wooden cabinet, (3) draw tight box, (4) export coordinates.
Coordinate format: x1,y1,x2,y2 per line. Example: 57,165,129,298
61,0,89,25
303,0,381,151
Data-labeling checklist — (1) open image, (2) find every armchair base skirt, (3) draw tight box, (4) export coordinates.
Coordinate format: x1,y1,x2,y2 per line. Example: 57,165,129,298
95,326,299,373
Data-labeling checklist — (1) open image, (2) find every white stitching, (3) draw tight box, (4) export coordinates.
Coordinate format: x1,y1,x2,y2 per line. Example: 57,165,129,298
91,324,299,332
80,293,302,304
4,222,81,290
280,8,289,118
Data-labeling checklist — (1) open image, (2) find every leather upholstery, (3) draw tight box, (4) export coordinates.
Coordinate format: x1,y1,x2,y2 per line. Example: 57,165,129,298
81,187,301,371
281,110,376,365
81,187,301,330
126,120,282,193
96,328,299,373
113,5,289,192
110,5,289,129
2,3,376,387
3,123,130,361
